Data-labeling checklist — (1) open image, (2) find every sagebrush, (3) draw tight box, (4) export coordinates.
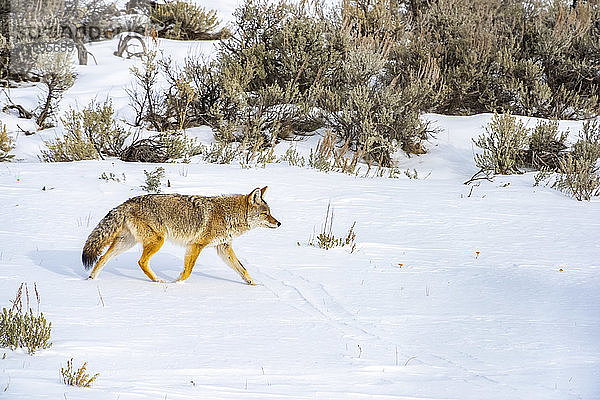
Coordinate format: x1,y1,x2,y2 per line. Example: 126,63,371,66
41,100,129,162
128,0,433,166
382,0,600,118
551,154,600,201
0,283,52,355
150,0,221,40
536,120,600,201
525,120,568,171
34,51,77,129
473,112,529,175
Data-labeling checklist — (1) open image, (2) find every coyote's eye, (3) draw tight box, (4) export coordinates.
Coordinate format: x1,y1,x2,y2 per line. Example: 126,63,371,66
261,212,269,216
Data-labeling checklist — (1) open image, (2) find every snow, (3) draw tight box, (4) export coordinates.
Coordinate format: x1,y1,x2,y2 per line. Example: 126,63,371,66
1,2,600,399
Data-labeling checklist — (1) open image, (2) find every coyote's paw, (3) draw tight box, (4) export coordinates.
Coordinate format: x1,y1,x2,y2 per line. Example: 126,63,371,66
246,279,256,286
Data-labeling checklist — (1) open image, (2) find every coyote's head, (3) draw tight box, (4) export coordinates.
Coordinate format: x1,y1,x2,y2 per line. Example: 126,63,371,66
247,186,281,229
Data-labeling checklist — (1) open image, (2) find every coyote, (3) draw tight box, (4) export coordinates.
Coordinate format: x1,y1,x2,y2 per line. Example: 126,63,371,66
82,187,280,284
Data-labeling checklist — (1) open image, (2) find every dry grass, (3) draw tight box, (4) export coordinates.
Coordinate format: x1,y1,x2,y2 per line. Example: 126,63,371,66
61,358,99,387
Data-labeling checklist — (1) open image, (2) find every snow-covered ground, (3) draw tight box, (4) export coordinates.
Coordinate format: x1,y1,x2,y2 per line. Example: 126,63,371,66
1,2,600,400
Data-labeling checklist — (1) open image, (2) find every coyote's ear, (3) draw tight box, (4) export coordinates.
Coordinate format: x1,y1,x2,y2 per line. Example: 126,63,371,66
260,186,268,196
248,188,262,205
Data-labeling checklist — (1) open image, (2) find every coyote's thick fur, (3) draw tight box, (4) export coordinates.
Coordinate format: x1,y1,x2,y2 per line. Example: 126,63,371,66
82,187,280,283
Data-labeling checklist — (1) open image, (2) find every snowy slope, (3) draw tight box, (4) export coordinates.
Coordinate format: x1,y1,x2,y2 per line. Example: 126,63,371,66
1,1,600,399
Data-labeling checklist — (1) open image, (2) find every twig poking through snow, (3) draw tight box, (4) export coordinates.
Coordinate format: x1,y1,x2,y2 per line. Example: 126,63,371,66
97,287,104,307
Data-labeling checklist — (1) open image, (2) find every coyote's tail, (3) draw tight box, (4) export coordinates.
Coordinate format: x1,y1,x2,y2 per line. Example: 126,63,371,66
82,207,125,270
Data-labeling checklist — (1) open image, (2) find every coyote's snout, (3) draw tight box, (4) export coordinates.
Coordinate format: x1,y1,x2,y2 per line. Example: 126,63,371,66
82,186,280,284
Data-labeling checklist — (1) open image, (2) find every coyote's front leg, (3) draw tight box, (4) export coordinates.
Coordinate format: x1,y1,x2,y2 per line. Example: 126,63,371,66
216,243,256,285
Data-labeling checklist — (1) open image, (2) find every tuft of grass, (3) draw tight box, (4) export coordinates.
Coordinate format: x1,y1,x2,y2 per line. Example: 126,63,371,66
61,358,99,387
0,124,15,162
99,172,126,182
308,130,364,175
201,142,239,164
309,203,357,253
278,145,305,167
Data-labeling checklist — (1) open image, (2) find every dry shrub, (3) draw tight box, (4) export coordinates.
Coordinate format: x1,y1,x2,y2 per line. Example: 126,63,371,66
34,51,77,129
41,100,129,162
308,203,357,253
61,358,99,387
386,0,599,118
140,167,164,193
525,120,568,170
150,0,221,40
0,283,52,355
551,154,600,201
473,112,529,175
0,124,15,161
535,120,600,201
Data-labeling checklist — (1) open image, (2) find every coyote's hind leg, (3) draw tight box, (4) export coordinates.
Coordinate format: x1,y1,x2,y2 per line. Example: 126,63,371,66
138,235,165,282
89,230,135,279
175,243,207,282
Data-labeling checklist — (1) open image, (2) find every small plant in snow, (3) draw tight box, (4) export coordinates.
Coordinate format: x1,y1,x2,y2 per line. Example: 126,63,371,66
387,167,401,179
0,283,52,355
307,131,364,175
202,142,239,164
61,358,99,387
308,203,357,253
404,169,419,179
308,146,334,172
99,172,126,182
239,136,278,168
141,167,165,193
0,124,15,162
279,145,305,167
